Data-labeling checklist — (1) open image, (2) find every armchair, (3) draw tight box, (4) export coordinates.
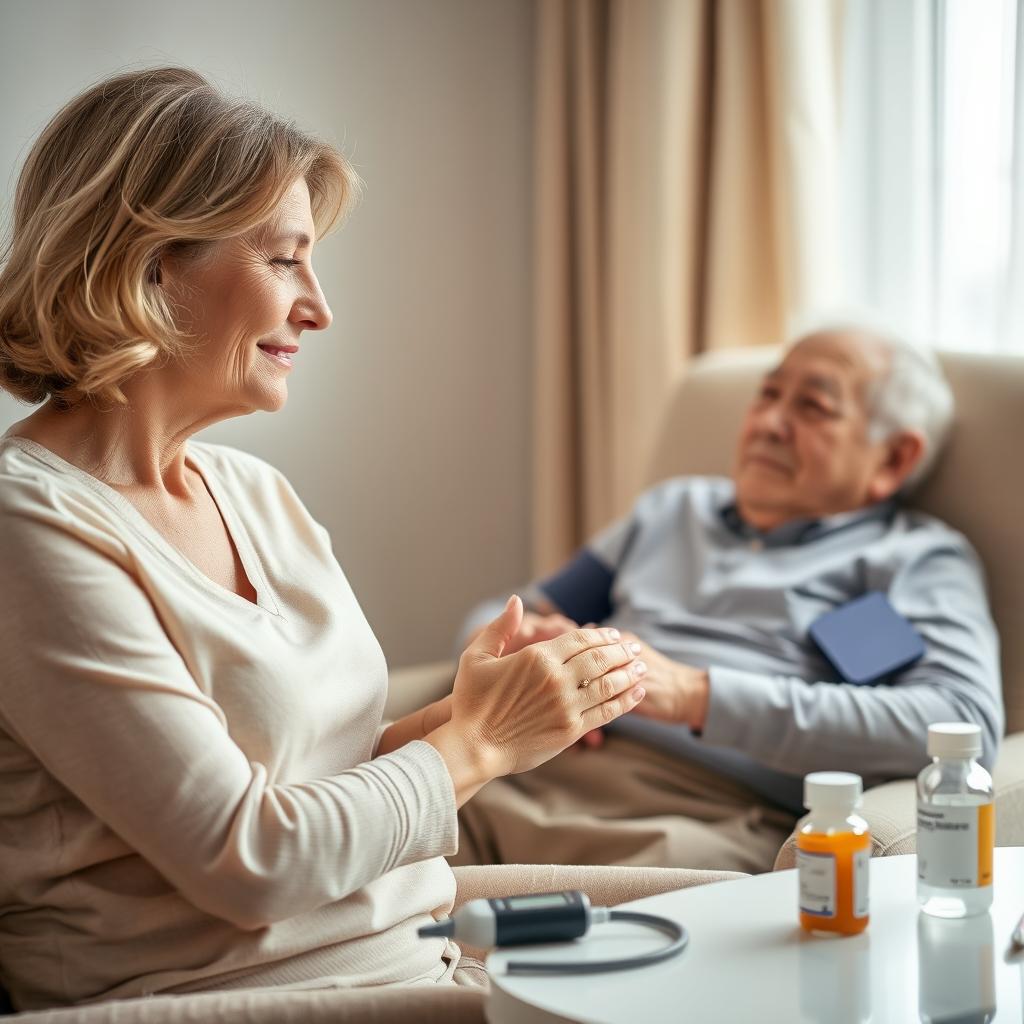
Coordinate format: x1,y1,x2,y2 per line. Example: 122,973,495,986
383,347,1024,870
2,865,741,1022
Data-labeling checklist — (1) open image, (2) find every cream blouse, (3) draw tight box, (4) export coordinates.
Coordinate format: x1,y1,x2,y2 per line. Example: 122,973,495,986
0,435,460,1010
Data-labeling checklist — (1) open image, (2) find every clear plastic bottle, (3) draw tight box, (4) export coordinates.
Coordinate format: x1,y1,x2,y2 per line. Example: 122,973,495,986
917,722,994,918
797,772,871,936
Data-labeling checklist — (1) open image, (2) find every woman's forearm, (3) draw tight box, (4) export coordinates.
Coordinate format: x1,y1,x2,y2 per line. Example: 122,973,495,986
375,695,452,757
375,698,496,806
423,720,500,808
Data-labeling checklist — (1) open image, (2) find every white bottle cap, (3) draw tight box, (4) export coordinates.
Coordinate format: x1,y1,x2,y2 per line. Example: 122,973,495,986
927,722,982,758
804,771,863,811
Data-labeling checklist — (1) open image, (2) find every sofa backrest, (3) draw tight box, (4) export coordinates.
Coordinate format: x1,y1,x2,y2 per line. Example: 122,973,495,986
644,347,1024,733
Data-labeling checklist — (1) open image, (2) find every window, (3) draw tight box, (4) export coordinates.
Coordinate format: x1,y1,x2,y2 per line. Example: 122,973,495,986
841,0,1023,354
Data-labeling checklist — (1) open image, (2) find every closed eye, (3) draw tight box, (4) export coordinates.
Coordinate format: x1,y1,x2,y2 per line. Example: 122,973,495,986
271,258,302,267
799,397,836,416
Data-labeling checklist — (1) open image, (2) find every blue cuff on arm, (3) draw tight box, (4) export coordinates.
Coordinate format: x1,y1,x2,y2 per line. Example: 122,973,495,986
537,549,615,625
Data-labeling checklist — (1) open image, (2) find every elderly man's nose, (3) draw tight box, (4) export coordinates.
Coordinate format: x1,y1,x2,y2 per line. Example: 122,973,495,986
753,400,790,439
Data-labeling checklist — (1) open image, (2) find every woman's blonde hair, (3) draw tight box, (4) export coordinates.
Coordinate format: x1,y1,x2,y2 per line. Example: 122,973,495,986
0,65,361,407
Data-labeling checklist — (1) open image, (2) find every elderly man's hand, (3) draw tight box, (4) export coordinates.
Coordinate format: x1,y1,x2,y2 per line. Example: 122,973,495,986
618,632,710,730
500,611,580,656
465,610,579,657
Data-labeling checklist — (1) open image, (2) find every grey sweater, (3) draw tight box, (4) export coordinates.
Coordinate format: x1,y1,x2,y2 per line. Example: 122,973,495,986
459,476,1003,814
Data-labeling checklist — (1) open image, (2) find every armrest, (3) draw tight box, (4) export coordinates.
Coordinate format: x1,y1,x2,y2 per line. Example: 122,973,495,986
384,660,456,720
451,863,744,912
5,866,741,1020
450,863,744,958
773,777,917,871
993,730,1024,845
773,729,1024,871
6,986,485,1023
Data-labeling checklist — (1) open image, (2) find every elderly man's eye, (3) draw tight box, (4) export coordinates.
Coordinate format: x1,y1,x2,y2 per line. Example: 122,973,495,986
271,258,302,267
800,398,833,416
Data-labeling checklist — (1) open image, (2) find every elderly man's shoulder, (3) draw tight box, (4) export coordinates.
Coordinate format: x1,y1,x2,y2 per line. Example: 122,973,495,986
635,474,732,504
628,474,733,519
884,503,984,573
890,503,971,544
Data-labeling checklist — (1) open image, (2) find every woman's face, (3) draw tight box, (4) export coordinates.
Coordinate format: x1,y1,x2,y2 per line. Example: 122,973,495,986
160,177,332,417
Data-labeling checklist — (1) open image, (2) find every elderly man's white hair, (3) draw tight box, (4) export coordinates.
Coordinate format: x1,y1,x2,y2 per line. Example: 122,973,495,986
785,311,955,492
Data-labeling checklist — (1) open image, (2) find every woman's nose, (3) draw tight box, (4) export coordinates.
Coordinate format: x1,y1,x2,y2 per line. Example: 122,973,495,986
293,281,333,332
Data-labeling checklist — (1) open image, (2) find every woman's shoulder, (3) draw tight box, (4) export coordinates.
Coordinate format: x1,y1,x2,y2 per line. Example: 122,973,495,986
0,434,96,508
187,440,299,499
0,435,131,561
188,440,320,526
188,439,282,480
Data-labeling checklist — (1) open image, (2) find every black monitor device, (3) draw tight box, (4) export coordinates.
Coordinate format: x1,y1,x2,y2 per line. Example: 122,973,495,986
809,591,926,686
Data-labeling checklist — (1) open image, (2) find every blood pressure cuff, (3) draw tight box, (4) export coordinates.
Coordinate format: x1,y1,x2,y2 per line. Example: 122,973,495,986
537,549,615,626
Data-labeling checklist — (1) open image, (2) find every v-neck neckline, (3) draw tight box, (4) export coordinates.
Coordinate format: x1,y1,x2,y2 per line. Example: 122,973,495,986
2,435,281,617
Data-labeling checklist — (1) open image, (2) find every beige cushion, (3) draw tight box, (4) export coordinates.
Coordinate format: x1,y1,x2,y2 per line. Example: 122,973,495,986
451,862,743,911
4,984,488,1023
4,865,741,1022
644,347,1024,732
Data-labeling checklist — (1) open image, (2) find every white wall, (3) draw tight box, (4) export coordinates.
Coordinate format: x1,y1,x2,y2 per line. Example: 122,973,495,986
0,0,535,667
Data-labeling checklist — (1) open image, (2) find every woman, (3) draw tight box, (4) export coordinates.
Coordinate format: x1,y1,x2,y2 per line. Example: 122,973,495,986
0,66,648,1011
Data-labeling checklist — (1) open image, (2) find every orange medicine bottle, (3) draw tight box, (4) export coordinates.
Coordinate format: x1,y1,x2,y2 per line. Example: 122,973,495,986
796,772,871,936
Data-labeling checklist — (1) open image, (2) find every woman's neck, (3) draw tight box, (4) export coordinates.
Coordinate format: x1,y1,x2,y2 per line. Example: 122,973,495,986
6,391,212,496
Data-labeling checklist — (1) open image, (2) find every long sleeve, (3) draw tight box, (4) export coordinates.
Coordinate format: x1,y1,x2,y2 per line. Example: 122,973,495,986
0,437,464,1009
0,499,458,931
701,542,1004,778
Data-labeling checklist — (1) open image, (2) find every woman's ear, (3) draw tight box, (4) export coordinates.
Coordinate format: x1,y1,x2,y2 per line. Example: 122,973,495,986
868,430,927,502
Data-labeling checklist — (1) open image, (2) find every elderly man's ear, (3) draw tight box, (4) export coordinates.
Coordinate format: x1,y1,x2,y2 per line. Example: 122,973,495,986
868,431,927,503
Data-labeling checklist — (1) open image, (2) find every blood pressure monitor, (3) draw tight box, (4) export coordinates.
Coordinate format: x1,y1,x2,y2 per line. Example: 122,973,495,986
418,889,688,974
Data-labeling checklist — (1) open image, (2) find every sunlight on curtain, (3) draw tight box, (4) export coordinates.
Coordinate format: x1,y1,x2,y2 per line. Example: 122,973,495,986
842,0,1023,354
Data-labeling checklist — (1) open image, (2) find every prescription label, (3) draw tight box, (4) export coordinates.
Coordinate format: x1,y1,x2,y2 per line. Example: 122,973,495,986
797,849,836,917
852,847,870,917
917,802,994,888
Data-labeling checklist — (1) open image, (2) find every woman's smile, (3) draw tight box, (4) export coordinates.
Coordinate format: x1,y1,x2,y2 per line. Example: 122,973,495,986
256,341,299,369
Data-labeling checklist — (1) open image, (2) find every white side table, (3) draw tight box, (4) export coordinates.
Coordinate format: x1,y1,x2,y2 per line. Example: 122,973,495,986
486,847,1024,1023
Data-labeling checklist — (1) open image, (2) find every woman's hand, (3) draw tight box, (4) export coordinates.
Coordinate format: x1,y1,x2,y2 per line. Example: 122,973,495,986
425,596,648,803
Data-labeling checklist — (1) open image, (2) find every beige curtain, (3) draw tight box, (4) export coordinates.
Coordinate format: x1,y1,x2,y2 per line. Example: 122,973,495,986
531,0,845,573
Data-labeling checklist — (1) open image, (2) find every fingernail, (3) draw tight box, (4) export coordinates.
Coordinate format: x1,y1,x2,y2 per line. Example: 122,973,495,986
605,628,620,641
629,642,642,655
632,660,647,677
632,687,646,700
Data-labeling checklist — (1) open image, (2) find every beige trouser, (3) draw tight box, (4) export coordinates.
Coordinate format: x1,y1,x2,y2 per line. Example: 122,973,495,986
451,955,488,988
451,734,797,874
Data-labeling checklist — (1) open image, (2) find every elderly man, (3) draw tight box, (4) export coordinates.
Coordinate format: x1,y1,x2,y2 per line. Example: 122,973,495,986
452,323,1003,874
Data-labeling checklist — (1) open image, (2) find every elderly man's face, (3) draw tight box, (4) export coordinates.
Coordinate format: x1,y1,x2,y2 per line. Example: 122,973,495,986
161,177,332,416
732,331,902,530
